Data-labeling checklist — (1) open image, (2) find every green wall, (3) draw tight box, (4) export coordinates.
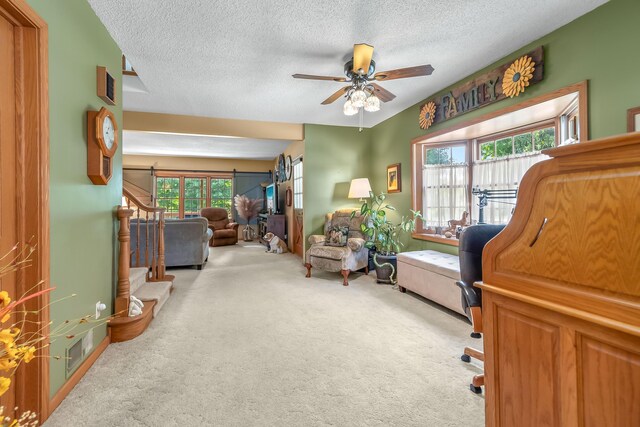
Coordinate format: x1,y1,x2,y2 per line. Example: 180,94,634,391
303,124,371,243
306,0,639,255
26,0,123,397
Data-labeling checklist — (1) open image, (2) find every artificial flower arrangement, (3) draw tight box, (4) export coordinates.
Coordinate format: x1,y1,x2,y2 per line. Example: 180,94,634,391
0,243,111,426
233,194,262,241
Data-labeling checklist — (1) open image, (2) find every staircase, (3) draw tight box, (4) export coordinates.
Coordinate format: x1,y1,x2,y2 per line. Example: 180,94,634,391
129,267,172,317
109,189,175,343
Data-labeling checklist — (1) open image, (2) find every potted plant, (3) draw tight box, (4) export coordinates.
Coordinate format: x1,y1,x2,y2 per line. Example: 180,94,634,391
353,192,422,284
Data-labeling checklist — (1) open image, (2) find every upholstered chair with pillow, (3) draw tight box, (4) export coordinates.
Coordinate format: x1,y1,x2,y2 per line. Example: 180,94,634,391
200,207,239,247
305,209,369,286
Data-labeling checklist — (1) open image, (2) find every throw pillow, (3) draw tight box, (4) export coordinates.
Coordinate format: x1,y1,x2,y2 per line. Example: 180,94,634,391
325,226,349,247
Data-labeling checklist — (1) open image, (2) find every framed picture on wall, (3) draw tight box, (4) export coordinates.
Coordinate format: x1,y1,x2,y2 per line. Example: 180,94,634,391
628,106,640,132
387,163,401,193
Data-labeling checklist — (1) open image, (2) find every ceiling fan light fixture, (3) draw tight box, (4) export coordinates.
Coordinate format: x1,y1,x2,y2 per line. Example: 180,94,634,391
364,94,380,112
350,89,367,108
343,99,358,116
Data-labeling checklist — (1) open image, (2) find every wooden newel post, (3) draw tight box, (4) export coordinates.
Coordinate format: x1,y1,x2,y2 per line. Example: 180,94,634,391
157,210,167,280
116,206,134,317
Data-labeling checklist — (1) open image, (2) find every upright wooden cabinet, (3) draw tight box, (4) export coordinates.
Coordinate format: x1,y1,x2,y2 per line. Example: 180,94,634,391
266,214,286,242
479,133,640,427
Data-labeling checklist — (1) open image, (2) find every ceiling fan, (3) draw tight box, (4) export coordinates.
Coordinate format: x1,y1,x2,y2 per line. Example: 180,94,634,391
293,43,434,116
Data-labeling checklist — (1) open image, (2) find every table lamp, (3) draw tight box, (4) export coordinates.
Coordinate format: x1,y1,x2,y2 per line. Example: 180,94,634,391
348,178,372,201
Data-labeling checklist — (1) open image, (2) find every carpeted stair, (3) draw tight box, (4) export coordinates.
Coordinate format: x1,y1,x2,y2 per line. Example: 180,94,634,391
129,267,172,317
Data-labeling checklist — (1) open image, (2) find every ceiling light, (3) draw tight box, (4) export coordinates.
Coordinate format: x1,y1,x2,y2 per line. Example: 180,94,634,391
364,95,380,112
343,99,358,116
350,89,367,108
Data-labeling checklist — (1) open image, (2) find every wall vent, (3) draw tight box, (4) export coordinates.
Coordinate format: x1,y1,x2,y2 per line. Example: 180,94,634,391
66,338,83,377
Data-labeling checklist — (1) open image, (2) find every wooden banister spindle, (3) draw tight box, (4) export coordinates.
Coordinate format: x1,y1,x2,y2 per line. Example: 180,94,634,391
151,211,158,280
157,211,166,280
144,210,149,269
116,207,134,317
136,207,141,268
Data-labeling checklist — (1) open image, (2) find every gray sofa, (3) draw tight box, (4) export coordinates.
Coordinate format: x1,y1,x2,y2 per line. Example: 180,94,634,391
130,217,213,270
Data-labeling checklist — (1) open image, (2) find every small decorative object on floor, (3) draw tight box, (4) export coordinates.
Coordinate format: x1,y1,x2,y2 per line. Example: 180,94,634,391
128,295,144,317
264,232,288,254
234,194,261,241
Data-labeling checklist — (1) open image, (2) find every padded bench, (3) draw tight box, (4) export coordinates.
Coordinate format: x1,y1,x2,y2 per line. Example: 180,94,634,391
397,250,464,315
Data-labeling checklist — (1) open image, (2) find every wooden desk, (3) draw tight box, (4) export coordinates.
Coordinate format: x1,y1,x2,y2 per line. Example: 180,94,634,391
480,133,640,426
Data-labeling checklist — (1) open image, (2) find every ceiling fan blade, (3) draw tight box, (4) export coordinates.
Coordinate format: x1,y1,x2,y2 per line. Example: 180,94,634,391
321,86,350,105
370,83,396,102
292,74,347,82
373,64,434,81
352,43,374,75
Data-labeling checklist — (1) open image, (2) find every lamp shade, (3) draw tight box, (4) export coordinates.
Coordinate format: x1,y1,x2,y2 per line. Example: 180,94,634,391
348,178,372,199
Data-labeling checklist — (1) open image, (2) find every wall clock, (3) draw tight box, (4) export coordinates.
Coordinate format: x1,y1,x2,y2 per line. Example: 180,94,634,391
285,155,292,181
87,107,118,185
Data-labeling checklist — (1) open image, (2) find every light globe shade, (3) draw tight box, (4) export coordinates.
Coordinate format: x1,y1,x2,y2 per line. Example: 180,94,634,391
343,99,358,116
350,89,367,108
364,94,381,112
348,178,372,199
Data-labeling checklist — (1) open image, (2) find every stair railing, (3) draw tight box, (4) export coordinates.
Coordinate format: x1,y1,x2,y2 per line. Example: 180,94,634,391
121,188,168,282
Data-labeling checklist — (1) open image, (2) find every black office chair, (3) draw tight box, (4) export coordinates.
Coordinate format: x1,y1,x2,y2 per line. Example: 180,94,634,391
456,224,505,394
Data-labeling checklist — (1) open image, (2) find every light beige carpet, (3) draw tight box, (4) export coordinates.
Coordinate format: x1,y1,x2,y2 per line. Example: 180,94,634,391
45,242,484,426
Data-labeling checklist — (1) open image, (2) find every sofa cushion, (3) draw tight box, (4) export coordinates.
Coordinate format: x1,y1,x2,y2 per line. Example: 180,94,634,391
325,226,349,247
309,244,352,261
325,209,366,240
397,250,460,279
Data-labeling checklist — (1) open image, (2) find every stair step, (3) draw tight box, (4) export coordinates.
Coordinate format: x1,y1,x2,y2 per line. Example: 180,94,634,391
129,267,148,294
133,281,172,318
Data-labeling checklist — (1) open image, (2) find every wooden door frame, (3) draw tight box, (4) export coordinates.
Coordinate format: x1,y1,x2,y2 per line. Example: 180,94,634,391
0,0,49,421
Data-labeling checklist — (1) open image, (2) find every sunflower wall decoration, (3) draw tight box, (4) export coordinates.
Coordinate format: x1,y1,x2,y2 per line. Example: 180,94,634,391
502,55,536,98
419,101,437,130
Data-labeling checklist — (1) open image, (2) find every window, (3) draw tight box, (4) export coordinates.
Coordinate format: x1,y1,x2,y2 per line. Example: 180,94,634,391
184,177,207,218
156,177,180,218
416,124,558,232
210,178,233,214
293,160,303,209
479,127,555,160
155,174,233,219
422,144,469,228
412,85,586,242
122,55,137,76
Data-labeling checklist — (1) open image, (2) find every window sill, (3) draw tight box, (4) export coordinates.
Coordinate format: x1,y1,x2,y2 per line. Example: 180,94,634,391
412,233,459,247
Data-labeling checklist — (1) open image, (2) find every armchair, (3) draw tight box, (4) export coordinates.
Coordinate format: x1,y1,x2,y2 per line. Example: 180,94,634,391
305,209,369,286
200,207,239,247
456,224,505,394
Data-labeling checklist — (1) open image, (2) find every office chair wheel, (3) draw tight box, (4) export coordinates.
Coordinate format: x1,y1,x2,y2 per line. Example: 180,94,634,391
461,354,471,363
470,384,483,394
470,332,481,339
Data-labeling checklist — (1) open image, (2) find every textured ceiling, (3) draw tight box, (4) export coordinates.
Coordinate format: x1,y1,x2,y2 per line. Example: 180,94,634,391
123,131,291,160
88,0,606,128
